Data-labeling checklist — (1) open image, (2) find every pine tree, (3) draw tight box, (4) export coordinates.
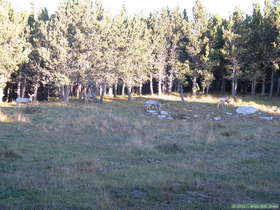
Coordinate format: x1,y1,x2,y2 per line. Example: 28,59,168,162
185,0,210,95
0,1,30,102
221,7,244,96
241,4,264,96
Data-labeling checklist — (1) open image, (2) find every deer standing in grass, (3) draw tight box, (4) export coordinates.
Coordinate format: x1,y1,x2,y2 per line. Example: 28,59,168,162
217,97,230,109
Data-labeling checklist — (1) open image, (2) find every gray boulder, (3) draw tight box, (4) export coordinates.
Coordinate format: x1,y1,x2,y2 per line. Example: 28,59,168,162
236,106,258,115
160,111,169,115
157,114,167,119
259,116,273,121
213,116,222,121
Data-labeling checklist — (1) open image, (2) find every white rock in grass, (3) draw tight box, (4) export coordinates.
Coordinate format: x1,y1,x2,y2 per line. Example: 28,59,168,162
146,110,157,113
213,116,222,121
259,116,273,121
160,111,169,115
236,106,258,115
157,115,167,119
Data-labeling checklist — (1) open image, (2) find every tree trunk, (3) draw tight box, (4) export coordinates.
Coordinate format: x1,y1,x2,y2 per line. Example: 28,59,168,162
60,87,63,101
177,80,180,92
21,76,26,98
64,85,70,102
0,87,4,103
251,76,257,96
150,76,154,95
139,82,143,96
206,86,210,95
99,85,102,96
192,76,198,96
167,75,173,94
99,83,106,103
127,85,132,101
108,87,113,97
231,68,237,96
122,83,126,96
113,84,117,97
269,71,274,98
180,83,185,102
47,85,50,101
261,74,266,96
17,80,21,98
163,79,167,94
221,78,226,93
6,88,12,103
203,87,206,95
277,77,280,96
69,85,73,97
60,85,70,102
33,83,39,102
158,74,162,95
77,83,82,99
104,85,107,96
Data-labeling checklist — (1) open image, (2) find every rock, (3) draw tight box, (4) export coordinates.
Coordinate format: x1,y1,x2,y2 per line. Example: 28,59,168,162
157,114,167,119
236,106,258,115
259,116,273,121
160,111,169,115
146,109,157,113
213,116,222,121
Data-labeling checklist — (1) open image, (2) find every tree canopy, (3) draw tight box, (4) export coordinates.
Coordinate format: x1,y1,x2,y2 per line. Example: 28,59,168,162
1,0,280,102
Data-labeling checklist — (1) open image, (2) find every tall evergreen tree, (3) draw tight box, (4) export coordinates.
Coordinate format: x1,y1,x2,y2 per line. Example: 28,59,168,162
185,0,210,95
221,7,244,96
0,1,30,102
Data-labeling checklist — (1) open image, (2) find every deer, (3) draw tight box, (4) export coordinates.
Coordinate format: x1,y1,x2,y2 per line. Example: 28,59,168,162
217,96,230,109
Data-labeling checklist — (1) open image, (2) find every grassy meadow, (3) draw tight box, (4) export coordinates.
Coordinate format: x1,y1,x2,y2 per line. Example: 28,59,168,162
0,94,280,210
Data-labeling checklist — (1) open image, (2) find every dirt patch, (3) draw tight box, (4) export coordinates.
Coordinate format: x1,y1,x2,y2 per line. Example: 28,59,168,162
0,147,22,160
156,143,185,154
